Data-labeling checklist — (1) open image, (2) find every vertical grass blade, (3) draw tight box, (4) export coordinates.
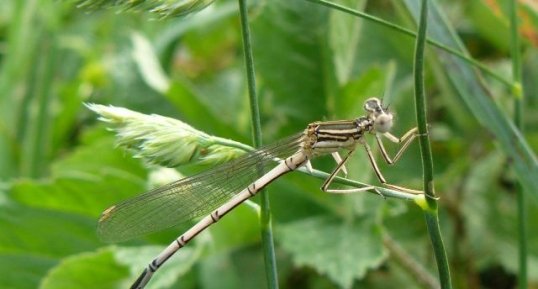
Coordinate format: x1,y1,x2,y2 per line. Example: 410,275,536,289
413,1,452,288
237,0,279,288
509,1,527,288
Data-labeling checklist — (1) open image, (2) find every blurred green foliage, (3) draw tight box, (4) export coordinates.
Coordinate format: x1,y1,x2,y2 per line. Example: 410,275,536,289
0,0,537,289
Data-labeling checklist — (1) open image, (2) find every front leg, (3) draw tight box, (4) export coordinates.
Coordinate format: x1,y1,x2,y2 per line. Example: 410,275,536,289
320,149,355,192
320,149,383,196
376,127,419,165
363,139,423,195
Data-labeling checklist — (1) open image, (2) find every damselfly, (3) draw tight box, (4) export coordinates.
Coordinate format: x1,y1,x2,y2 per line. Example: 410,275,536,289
97,97,423,289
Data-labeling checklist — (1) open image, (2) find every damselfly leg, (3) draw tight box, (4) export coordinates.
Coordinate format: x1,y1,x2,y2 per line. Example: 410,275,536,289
320,149,377,194
365,130,423,195
376,127,419,164
319,127,422,195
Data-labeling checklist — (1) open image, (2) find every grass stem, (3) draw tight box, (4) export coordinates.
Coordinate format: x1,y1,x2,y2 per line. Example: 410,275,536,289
508,1,527,288
413,1,452,288
237,0,279,288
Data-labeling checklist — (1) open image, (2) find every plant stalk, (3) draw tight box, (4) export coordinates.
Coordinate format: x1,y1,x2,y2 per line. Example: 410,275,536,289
509,1,527,288
413,1,452,288
237,0,279,288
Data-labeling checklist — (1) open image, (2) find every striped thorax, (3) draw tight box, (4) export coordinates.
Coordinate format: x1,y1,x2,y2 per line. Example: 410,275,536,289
302,97,394,157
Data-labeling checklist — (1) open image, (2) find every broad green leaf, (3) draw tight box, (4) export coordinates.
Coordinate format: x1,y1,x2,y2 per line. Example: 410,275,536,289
10,130,146,217
40,248,129,289
324,0,367,119
132,25,248,142
0,0,44,178
462,150,538,278
383,203,432,263
0,203,99,256
132,33,170,94
199,253,242,289
465,0,510,52
339,66,386,119
278,216,386,289
41,245,203,289
205,204,260,252
251,1,328,134
166,81,247,142
328,0,366,86
0,253,56,289
403,0,538,198
362,259,422,289
154,1,238,53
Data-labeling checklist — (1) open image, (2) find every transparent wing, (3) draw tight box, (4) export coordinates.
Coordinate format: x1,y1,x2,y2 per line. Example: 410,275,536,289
97,133,305,242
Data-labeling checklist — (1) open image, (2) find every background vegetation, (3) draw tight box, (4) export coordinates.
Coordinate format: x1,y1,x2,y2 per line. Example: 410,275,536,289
0,0,537,289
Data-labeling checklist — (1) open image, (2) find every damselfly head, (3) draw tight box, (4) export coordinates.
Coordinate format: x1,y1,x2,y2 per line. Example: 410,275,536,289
364,97,393,133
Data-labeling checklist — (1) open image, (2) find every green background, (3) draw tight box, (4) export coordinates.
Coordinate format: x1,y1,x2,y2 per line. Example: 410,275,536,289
1,0,537,288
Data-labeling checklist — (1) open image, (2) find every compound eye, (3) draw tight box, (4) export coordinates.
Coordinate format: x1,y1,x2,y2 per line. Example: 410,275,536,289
375,114,393,133
364,97,382,112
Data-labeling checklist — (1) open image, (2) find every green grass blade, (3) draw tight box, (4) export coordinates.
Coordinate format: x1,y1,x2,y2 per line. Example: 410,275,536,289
238,0,279,288
412,1,452,288
509,0,528,288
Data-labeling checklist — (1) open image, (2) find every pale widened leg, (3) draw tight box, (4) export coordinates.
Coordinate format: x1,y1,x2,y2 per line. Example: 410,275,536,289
305,160,313,173
362,140,423,195
331,152,348,176
320,149,381,196
376,127,419,165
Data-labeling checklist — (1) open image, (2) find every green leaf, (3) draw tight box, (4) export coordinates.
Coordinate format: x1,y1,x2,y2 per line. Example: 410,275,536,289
339,65,386,119
0,203,99,257
166,81,247,142
198,253,242,289
278,216,386,289
0,253,56,289
205,204,260,252
132,29,248,142
10,130,146,217
465,1,510,53
462,150,538,278
40,248,129,289
251,1,328,133
115,245,202,289
328,0,366,85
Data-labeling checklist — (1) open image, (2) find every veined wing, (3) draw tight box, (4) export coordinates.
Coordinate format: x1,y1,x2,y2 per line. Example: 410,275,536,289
97,133,305,242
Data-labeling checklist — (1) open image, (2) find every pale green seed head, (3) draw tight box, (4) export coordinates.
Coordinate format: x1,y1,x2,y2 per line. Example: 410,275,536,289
86,103,248,167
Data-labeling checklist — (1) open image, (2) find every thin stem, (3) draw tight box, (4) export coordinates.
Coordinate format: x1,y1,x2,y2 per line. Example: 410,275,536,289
516,188,527,289
413,1,452,289
509,1,527,288
414,0,435,202
303,0,513,90
298,166,425,202
424,213,451,289
20,33,54,178
383,233,440,289
237,1,279,288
